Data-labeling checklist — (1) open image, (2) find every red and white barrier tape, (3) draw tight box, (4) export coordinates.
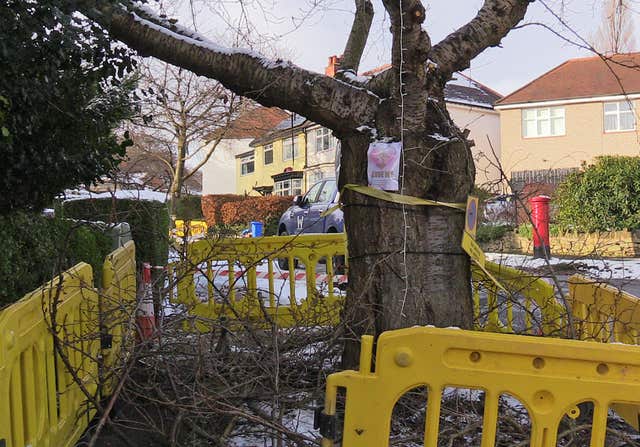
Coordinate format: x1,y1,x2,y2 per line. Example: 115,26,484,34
212,269,347,284
137,262,156,341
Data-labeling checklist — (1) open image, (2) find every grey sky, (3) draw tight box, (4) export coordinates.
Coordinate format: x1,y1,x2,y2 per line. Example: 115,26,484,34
172,1,637,97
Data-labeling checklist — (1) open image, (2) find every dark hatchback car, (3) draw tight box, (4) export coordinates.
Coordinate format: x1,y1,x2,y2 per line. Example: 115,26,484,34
277,179,343,237
277,179,345,272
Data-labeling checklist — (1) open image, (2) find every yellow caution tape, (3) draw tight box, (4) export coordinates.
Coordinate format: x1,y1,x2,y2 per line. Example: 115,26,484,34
343,184,466,211
462,231,508,292
321,184,466,217
320,203,342,218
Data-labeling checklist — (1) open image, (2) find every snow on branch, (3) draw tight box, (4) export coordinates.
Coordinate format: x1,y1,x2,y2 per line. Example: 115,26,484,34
430,0,532,76
80,1,380,132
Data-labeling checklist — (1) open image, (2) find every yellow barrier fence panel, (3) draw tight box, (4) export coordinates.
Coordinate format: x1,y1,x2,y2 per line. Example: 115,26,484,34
322,326,640,447
100,241,137,395
568,274,640,344
472,262,567,336
170,233,347,329
0,263,98,447
568,274,640,429
173,219,208,238
47,264,100,447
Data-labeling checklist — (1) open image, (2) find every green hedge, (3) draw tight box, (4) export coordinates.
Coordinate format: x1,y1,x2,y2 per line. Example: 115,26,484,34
476,224,512,243
554,156,640,232
174,195,203,221
0,212,112,307
62,198,170,267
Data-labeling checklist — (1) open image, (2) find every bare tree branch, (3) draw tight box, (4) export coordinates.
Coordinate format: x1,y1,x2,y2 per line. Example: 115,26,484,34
78,1,380,132
338,0,374,77
430,0,532,76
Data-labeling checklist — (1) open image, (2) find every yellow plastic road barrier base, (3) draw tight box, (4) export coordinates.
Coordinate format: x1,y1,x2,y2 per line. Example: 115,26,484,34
322,327,640,447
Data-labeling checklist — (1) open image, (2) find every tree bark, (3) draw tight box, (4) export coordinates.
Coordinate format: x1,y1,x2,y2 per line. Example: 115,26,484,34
339,0,475,366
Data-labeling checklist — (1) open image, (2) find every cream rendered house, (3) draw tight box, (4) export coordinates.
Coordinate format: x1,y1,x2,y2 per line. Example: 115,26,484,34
200,106,288,194
495,53,640,191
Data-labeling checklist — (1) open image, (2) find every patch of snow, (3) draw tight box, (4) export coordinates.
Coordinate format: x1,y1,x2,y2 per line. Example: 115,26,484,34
63,188,168,202
429,133,450,141
341,70,370,84
486,253,640,282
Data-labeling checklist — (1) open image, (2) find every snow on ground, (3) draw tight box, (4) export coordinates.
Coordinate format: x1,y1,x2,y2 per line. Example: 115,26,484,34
63,188,169,202
486,252,640,282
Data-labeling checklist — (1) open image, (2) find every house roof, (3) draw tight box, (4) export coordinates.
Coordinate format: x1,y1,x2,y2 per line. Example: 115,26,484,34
497,53,640,106
362,65,501,109
206,105,289,141
445,73,502,109
250,114,315,147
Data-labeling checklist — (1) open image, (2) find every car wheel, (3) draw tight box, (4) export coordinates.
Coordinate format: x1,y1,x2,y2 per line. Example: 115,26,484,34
277,230,299,270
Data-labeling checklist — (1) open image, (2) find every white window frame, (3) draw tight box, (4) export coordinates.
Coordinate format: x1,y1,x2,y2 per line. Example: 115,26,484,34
604,100,636,132
315,127,335,152
522,107,565,138
263,144,273,165
274,178,302,196
240,153,255,176
282,137,299,161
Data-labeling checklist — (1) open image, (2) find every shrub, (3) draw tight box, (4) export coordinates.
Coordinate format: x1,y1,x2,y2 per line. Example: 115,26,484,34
0,212,112,306
476,224,512,243
554,156,640,232
62,198,170,266
201,194,245,226
220,196,292,228
517,223,561,239
174,195,203,221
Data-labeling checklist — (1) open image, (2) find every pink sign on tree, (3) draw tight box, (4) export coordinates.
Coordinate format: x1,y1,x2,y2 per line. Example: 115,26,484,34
367,141,402,191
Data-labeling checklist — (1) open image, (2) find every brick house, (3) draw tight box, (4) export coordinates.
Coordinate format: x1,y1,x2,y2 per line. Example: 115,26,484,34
495,53,640,192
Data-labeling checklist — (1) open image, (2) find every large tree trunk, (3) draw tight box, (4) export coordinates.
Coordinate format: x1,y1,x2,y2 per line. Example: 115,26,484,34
337,0,476,367
339,100,475,367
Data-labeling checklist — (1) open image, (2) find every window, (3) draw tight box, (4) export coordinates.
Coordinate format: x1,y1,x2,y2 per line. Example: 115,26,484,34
316,179,336,204
283,137,300,161
604,101,635,132
309,170,324,184
522,107,565,138
240,153,255,176
315,127,336,152
274,178,302,196
263,144,273,165
303,181,324,203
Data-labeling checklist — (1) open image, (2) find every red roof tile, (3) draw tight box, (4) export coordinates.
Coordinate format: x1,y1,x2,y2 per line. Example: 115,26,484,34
498,53,640,106
207,106,289,140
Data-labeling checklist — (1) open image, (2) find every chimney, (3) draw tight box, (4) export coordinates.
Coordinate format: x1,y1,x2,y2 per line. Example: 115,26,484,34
325,55,342,77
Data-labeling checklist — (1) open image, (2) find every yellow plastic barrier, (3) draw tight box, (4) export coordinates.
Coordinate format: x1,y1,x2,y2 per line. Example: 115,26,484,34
568,274,640,429
0,264,99,447
472,263,567,336
171,233,571,331
0,244,136,447
169,233,347,329
173,219,208,238
568,274,640,344
101,241,137,394
321,327,640,447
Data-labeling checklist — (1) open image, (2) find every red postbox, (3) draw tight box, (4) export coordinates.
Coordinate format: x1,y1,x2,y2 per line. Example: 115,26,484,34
529,195,551,259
